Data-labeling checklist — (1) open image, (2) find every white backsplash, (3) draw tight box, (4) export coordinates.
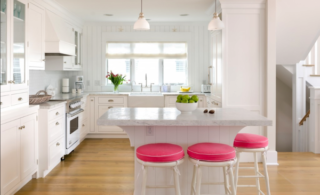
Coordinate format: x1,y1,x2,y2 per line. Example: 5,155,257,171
29,70,82,95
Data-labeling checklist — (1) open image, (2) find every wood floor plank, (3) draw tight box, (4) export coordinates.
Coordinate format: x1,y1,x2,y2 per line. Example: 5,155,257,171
15,139,320,195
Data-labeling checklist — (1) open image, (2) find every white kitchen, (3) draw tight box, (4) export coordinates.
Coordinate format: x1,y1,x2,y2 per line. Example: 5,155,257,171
2,0,320,195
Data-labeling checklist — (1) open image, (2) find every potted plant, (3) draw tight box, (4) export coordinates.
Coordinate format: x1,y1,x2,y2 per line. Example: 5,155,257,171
106,71,127,93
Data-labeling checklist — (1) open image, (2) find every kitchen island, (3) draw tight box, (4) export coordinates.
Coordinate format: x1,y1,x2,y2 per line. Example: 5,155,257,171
97,108,272,195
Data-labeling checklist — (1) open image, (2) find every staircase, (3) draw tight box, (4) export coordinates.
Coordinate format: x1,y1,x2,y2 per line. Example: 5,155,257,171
297,110,310,152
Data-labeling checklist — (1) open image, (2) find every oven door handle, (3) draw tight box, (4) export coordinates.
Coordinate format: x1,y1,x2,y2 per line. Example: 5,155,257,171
67,109,84,118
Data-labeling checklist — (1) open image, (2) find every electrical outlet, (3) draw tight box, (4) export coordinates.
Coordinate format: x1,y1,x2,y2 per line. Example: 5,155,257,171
146,127,154,136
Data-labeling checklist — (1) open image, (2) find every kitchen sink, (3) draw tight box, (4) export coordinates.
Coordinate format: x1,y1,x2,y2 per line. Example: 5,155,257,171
128,92,164,107
129,92,163,96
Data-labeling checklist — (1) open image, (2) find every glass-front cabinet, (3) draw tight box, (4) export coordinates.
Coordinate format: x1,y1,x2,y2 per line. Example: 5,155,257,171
0,0,28,92
72,28,82,70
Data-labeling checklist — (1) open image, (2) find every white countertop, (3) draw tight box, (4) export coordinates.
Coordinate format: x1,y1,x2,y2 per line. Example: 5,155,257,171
38,101,67,109
97,107,272,127
84,91,208,96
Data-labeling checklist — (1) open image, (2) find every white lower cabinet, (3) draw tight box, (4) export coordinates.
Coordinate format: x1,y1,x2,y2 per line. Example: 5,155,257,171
79,96,89,142
38,104,66,177
1,113,38,195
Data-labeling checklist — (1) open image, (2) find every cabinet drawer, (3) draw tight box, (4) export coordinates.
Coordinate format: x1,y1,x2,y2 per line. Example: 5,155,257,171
11,92,28,106
0,95,11,108
48,117,64,144
98,97,124,104
48,106,64,121
48,136,64,169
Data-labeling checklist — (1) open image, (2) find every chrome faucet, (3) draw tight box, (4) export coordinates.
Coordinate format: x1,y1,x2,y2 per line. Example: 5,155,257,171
145,74,148,88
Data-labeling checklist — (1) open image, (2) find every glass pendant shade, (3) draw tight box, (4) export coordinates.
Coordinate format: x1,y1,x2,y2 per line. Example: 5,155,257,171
134,13,150,30
208,13,224,31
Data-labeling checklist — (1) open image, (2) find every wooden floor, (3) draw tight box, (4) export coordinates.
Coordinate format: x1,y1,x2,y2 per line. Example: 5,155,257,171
15,139,320,195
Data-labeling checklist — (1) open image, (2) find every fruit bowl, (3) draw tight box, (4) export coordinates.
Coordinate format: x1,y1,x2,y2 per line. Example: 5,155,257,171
176,102,198,114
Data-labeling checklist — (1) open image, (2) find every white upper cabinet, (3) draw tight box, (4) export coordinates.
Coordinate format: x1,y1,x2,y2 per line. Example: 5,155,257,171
71,28,82,70
28,3,45,70
1,0,28,92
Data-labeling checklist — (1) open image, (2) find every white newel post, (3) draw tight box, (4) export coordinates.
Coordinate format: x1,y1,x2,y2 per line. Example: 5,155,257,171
309,87,320,153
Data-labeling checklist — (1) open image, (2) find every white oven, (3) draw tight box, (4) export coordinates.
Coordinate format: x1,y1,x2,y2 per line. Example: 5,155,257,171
65,108,84,154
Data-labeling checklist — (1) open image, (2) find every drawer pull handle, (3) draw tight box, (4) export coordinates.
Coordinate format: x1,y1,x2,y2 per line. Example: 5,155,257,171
19,126,23,130
108,106,113,109
56,142,60,146
18,97,22,101
56,112,59,115
56,122,59,125
108,100,114,102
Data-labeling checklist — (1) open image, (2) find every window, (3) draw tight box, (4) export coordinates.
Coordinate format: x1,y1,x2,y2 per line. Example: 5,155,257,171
163,59,187,84
106,59,131,85
105,42,188,86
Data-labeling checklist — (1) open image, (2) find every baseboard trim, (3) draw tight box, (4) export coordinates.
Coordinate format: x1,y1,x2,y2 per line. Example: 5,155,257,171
266,150,278,165
86,133,129,139
5,170,37,195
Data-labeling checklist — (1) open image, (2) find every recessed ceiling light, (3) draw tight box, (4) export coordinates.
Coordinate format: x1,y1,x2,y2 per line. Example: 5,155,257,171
180,14,189,16
104,14,113,16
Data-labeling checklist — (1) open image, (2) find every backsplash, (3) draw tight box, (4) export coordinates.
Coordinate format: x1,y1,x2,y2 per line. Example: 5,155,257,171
29,70,81,95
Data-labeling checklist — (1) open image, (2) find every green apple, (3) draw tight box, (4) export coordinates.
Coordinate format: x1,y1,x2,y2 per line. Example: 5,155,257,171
177,95,183,101
181,99,188,103
176,100,181,103
191,95,199,102
189,100,195,103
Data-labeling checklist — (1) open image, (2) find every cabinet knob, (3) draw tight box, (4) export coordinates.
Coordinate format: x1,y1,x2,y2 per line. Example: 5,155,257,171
108,106,113,109
56,122,59,126
8,81,11,84
12,80,15,84
0,102,2,105
56,142,60,146
19,126,23,130
82,124,85,127
91,99,93,101
22,125,25,129
64,62,67,64
42,59,45,61
18,97,23,101
56,112,59,115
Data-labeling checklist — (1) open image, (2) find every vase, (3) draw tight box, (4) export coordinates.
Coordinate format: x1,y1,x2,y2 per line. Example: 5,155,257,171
113,85,119,94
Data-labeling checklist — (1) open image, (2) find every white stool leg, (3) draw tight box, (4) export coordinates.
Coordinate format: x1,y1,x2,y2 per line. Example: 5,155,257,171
262,152,271,195
228,166,237,195
223,167,230,194
191,165,198,195
234,151,241,187
254,152,261,195
174,167,181,195
195,166,202,195
141,166,148,195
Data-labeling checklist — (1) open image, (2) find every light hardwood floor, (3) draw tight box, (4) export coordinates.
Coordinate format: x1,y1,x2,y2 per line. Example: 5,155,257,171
15,139,320,195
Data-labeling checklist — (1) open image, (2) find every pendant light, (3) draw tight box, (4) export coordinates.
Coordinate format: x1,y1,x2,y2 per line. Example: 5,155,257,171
133,0,150,30
208,0,224,31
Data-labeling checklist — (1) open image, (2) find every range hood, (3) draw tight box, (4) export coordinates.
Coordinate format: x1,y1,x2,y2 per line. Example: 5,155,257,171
45,11,76,56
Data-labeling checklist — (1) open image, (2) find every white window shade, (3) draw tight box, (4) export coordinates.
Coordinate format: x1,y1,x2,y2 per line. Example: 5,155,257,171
106,42,187,59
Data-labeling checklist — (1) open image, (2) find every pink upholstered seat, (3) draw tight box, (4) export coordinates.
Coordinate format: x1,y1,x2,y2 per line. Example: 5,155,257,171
136,143,184,162
187,143,236,162
233,133,268,148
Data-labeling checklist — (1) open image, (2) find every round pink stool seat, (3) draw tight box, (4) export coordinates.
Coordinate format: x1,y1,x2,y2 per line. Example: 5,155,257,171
187,143,236,162
233,133,268,148
136,143,184,162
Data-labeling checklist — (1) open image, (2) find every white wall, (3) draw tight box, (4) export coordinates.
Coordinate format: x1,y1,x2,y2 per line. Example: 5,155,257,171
276,0,320,64
276,78,292,152
29,70,80,94
82,22,211,92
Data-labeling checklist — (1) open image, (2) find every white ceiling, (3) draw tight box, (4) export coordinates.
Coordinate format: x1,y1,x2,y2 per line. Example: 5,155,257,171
53,0,216,22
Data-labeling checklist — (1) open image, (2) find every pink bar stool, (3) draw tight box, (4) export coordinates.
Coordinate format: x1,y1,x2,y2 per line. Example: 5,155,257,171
136,143,185,195
188,143,237,195
233,133,271,195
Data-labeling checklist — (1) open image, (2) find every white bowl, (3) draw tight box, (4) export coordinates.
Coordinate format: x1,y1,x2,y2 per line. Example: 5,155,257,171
176,102,198,113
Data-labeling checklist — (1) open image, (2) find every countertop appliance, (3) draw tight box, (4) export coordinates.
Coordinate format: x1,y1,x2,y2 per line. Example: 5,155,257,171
50,95,84,155
75,76,84,93
201,84,211,93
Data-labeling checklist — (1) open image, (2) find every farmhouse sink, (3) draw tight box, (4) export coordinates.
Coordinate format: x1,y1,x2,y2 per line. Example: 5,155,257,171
128,92,164,107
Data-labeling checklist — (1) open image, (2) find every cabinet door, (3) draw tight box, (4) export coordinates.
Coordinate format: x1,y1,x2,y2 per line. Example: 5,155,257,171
97,105,124,133
11,0,28,91
1,119,21,195
1,0,11,92
89,97,95,132
28,3,45,70
63,56,73,69
20,114,37,179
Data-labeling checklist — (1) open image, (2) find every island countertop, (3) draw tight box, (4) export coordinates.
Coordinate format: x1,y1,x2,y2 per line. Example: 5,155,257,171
97,107,272,127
